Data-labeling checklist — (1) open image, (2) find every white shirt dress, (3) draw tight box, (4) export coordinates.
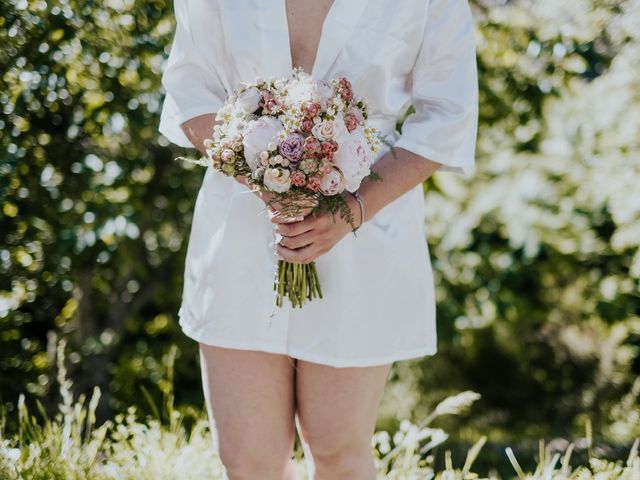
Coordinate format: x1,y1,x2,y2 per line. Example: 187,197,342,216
158,0,478,367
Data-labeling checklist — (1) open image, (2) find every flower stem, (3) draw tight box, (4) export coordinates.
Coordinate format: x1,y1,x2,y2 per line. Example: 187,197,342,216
274,260,322,308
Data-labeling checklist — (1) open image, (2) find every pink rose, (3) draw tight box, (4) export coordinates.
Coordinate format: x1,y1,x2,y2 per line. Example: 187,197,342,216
260,91,280,114
339,78,352,90
291,170,307,187
332,129,374,192
302,101,322,117
307,175,321,192
318,160,333,175
319,167,346,196
337,78,354,100
242,116,284,171
321,141,339,159
301,119,315,133
344,114,359,133
303,136,322,155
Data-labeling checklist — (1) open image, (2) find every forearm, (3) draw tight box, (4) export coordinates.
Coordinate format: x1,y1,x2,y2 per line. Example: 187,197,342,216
356,147,441,223
180,115,441,218
180,113,219,156
180,113,250,187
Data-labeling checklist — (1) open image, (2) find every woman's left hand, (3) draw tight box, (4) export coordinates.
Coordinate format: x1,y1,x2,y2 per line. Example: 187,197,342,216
270,194,360,264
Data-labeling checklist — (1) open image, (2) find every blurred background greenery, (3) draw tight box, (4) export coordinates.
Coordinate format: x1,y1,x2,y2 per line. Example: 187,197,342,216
1,0,639,476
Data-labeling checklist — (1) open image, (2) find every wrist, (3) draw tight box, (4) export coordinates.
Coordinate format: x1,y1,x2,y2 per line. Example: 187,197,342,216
234,174,249,186
345,190,364,232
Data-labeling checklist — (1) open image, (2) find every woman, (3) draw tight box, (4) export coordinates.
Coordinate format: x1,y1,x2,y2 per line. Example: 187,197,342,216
158,0,478,478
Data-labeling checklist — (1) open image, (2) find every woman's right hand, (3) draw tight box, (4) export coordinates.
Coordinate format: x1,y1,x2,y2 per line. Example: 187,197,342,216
234,174,314,220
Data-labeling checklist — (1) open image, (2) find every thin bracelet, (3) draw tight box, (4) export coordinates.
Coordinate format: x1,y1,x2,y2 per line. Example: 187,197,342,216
350,190,365,234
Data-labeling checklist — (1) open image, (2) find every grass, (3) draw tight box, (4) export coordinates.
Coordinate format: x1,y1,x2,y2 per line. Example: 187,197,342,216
0,339,638,479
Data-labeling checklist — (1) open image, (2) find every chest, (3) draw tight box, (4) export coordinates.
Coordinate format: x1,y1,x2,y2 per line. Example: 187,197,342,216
284,0,335,73
192,0,423,85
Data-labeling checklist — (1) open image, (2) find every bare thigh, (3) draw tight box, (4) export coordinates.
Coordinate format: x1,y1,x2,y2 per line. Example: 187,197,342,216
198,343,298,479
295,359,393,477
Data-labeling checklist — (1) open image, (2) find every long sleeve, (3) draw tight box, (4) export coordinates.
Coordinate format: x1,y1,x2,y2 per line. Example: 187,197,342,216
158,0,228,148
393,0,479,174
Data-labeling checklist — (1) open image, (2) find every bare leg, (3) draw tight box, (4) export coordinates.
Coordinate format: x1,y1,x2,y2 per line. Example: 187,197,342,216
199,343,300,480
295,360,392,479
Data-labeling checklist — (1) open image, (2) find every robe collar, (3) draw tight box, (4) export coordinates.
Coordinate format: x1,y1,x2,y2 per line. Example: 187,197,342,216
218,0,370,86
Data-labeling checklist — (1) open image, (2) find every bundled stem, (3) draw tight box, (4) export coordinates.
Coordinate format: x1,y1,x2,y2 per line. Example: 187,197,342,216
274,260,323,308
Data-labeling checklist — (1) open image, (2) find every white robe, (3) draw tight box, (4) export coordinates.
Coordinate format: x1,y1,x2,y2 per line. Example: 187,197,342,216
158,0,478,367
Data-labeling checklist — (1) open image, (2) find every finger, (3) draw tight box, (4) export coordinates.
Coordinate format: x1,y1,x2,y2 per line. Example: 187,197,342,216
276,244,316,264
269,203,315,219
278,230,318,250
273,217,316,236
269,211,304,224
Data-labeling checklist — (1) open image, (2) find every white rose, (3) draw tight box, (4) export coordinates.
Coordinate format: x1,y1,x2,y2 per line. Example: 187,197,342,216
263,168,292,193
236,86,262,113
242,116,284,171
319,167,346,196
311,121,335,141
333,129,374,192
311,117,349,142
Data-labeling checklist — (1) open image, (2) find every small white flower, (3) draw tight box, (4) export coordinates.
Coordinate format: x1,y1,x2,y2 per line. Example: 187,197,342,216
267,142,277,151
259,150,269,161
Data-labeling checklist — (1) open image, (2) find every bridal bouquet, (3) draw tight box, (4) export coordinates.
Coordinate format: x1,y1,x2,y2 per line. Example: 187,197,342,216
188,68,381,308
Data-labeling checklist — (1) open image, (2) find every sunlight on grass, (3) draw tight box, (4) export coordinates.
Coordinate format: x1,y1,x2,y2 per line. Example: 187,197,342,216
0,339,638,479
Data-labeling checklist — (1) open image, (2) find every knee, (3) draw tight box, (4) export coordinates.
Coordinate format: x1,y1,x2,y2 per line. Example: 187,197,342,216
218,438,292,480
305,437,375,479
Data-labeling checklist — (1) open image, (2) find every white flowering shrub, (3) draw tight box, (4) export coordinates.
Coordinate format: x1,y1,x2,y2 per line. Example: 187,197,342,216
412,0,640,444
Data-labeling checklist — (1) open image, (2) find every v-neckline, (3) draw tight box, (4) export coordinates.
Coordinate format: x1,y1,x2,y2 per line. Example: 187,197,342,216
216,1,371,84
281,0,338,78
